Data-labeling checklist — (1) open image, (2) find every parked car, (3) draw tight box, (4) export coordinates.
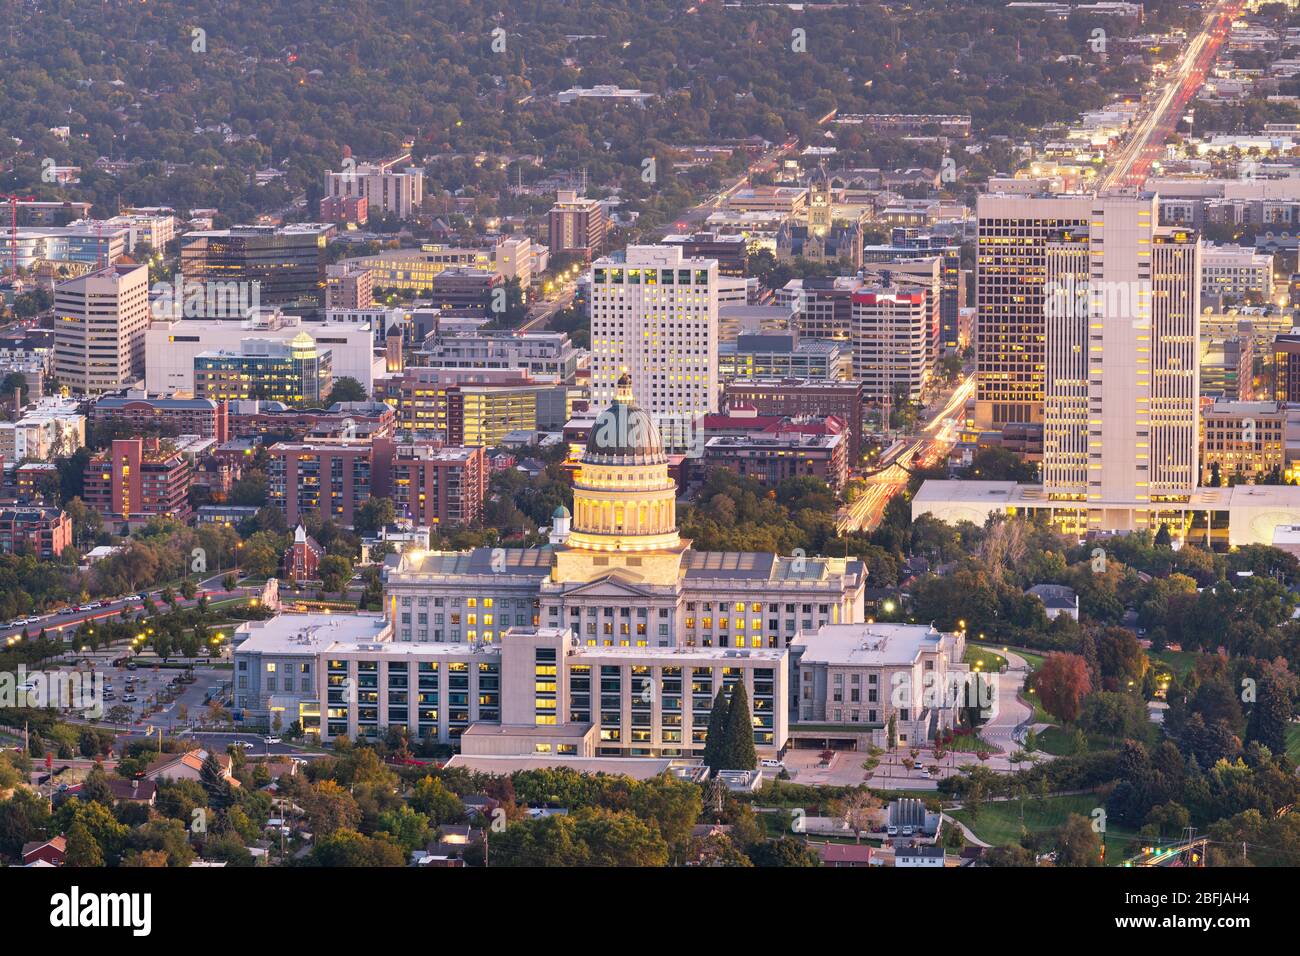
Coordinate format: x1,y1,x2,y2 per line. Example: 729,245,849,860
238,741,256,750
264,735,282,745
122,695,138,703
902,825,914,836
887,825,898,837
759,759,784,770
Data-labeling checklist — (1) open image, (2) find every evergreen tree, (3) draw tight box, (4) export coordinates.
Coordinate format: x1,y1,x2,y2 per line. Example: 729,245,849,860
200,753,233,809
722,683,758,771
1246,676,1290,755
701,689,730,770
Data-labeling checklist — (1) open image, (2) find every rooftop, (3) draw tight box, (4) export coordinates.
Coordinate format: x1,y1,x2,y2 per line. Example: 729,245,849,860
791,622,952,667
234,613,392,656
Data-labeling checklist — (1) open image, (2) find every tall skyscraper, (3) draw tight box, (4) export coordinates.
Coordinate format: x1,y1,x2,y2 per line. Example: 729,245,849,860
851,269,938,405
589,245,719,453
1041,194,1200,530
975,193,1093,435
53,263,150,395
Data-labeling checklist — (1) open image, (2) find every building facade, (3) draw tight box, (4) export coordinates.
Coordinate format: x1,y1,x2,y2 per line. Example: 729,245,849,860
589,246,720,453
52,264,150,396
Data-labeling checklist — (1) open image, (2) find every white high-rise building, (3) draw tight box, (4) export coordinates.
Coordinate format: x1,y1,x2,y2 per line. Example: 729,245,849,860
851,269,938,404
1041,194,1201,528
325,154,424,221
589,245,719,453
53,263,150,395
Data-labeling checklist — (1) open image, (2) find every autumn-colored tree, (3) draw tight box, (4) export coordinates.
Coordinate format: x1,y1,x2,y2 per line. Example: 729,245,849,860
1036,653,1092,725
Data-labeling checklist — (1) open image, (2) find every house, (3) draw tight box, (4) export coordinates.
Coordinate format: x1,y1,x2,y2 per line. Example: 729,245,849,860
1025,584,1080,621
817,842,874,867
105,776,157,807
21,836,66,866
283,525,325,582
144,749,240,788
895,846,946,867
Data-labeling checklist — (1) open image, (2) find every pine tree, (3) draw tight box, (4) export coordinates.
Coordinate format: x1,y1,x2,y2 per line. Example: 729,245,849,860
702,689,730,770
1246,676,1290,755
722,682,758,771
200,752,232,809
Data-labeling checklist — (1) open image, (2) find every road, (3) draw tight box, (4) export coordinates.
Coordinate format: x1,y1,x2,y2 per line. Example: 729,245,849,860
836,373,976,533
1,575,258,647
1101,0,1242,190
115,729,316,759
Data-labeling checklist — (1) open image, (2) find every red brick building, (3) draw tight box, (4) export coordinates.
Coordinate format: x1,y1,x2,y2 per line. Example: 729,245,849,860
267,438,394,528
722,378,865,461
228,400,395,442
91,396,229,443
0,506,73,559
83,438,193,524
391,443,487,528
283,525,325,582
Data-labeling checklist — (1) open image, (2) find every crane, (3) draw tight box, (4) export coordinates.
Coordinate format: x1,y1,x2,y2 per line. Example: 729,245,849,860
0,193,36,278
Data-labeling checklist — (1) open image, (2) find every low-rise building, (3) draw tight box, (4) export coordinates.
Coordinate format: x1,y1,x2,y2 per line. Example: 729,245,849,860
0,506,73,559
789,623,969,749
703,429,848,493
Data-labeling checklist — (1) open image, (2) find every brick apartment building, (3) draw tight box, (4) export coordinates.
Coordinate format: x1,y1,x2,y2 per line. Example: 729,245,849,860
0,506,73,559
267,438,394,528
391,443,488,528
82,438,194,524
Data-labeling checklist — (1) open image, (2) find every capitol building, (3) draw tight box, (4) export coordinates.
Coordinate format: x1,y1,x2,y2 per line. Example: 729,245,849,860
384,374,867,650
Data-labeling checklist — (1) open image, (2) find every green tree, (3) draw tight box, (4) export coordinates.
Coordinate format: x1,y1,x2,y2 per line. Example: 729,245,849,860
721,682,758,771
324,376,369,406
1054,813,1103,867
701,689,730,770
64,820,104,867
409,776,464,826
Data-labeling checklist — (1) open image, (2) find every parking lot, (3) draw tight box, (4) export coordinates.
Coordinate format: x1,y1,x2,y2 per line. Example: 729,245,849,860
45,655,231,730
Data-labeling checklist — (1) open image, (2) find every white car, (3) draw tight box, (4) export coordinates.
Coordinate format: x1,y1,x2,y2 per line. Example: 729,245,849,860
237,741,256,750
264,735,282,745
759,759,784,770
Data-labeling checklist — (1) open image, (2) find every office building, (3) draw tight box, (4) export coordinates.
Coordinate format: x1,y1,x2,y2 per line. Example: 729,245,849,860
324,153,424,220
789,623,968,749
589,245,719,453
193,334,333,408
179,224,332,316
975,193,1093,432
851,275,937,404
1200,242,1274,304
1039,194,1200,523
145,311,375,395
863,230,963,353
52,264,150,396
1201,400,1290,484
660,232,748,277
719,332,851,382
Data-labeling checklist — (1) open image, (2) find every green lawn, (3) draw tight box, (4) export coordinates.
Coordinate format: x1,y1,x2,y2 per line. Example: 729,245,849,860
963,646,1007,673
1287,724,1300,765
969,641,1045,672
1150,649,1201,680
1033,720,1156,757
949,792,1137,864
